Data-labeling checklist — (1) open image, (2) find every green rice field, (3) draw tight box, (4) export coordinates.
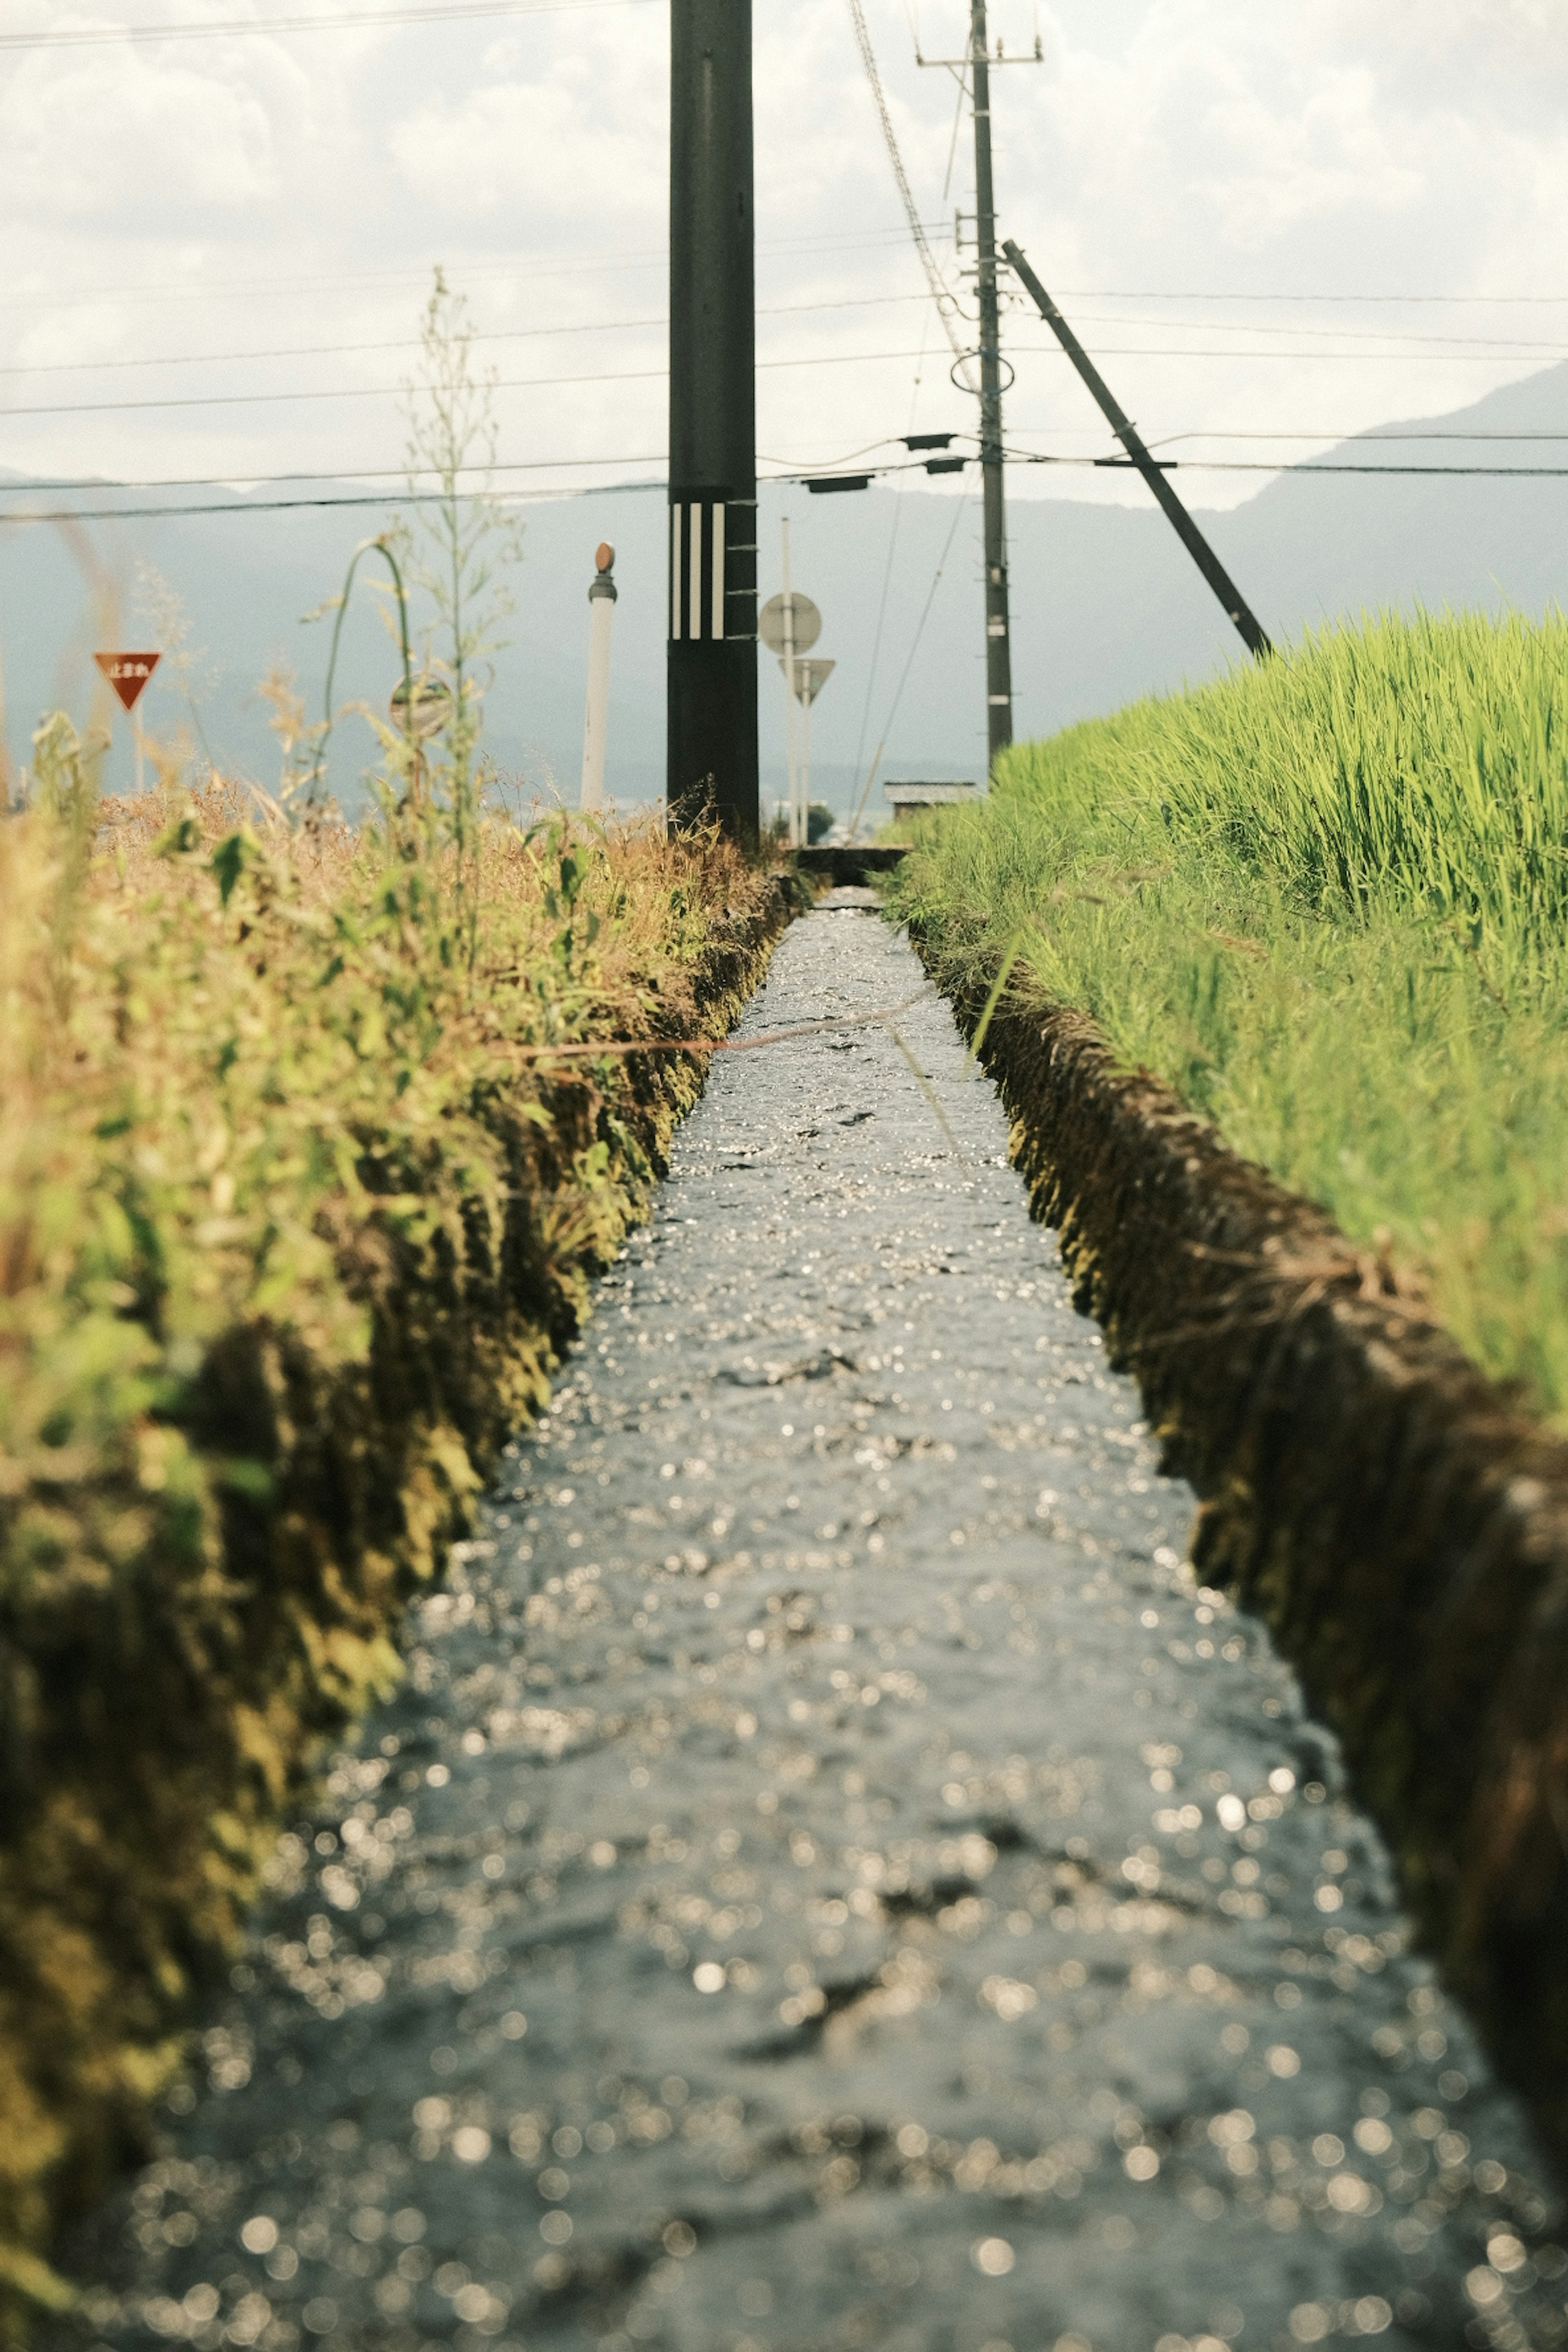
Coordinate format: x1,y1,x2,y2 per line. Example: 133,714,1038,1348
888,608,1568,1425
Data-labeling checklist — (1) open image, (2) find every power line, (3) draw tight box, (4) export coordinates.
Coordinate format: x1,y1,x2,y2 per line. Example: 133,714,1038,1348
0,435,922,501
871,494,973,745
843,0,976,394
851,323,931,804
0,347,930,421
9,421,1568,508
6,296,1563,386
1051,289,1568,308
0,0,651,51
1189,461,1568,478
13,334,1567,424
1045,310,1568,356
0,482,656,525
9,257,1568,322
0,454,664,496
0,291,930,380
1004,445,1568,480
13,445,1568,529
30,299,1563,396
1155,430,1568,445
0,223,945,315
0,452,974,527
997,342,1568,364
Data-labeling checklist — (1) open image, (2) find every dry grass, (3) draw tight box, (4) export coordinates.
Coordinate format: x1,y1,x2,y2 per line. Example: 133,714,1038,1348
0,755,784,2334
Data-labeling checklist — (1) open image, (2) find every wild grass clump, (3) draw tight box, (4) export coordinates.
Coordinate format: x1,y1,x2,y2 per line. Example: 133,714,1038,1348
889,606,1568,1421
0,732,782,2333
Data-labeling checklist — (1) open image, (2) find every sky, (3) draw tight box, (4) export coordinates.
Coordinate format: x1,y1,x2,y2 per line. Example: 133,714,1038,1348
5,0,1568,520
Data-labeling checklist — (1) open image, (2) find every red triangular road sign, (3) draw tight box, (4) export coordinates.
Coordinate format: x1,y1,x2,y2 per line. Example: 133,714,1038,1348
93,651,161,713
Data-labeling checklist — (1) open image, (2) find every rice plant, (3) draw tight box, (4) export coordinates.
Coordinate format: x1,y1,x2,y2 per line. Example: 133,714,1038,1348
889,607,1568,1422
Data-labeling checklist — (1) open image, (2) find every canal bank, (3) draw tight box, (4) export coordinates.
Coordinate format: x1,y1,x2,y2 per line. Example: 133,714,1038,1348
53,901,1563,2352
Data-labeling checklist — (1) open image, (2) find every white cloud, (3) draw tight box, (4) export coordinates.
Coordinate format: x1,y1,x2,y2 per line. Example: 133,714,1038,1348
1,45,284,218
1,0,1566,508
389,13,666,218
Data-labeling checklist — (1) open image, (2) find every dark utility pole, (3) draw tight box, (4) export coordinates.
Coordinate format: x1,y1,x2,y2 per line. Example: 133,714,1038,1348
668,0,759,838
969,0,1012,770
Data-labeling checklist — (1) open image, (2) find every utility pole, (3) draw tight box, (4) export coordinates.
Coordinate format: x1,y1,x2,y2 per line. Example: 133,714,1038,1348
1003,239,1274,659
969,0,1011,771
918,4,1038,774
668,0,759,839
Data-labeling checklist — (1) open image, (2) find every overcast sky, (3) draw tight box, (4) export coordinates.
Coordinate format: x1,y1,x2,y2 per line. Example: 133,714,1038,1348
3,0,1567,520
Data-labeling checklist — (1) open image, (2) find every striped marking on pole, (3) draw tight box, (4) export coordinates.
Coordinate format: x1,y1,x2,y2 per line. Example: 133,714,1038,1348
670,508,682,641
711,502,724,640
668,501,731,643
688,503,702,640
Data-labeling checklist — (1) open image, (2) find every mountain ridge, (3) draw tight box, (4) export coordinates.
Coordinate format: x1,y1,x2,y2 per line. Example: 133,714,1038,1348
3,361,1565,810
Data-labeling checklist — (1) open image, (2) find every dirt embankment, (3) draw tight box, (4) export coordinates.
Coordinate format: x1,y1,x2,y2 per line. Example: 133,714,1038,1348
928,962,1568,2169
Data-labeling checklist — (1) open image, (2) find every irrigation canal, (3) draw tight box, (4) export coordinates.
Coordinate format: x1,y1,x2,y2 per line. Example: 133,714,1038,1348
59,895,1565,2352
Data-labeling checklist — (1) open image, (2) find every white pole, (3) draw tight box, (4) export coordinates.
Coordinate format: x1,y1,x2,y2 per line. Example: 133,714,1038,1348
781,516,800,847
800,674,811,839
580,542,617,813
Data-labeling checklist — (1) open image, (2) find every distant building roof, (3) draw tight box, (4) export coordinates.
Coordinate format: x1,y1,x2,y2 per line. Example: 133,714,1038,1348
883,781,980,804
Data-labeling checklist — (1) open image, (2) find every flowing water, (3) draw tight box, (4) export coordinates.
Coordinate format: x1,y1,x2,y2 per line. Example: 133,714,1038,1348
57,898,1565,2352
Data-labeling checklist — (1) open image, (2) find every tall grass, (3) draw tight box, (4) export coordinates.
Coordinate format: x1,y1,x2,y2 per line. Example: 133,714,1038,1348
0,728,780,2334
889,608,1568,1421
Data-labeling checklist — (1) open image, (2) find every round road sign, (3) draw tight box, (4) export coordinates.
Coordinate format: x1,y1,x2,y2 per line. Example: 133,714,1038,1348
758,592,822,655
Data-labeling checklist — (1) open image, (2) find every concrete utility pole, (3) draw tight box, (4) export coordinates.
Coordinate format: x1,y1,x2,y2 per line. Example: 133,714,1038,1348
667,0,760,839
921,3,1037,768
970,0,1012,771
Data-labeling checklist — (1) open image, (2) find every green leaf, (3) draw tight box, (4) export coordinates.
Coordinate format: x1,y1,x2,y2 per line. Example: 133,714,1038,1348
210,829,262,909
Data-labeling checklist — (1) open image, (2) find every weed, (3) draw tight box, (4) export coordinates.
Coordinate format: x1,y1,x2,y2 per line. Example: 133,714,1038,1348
0,767,782,2335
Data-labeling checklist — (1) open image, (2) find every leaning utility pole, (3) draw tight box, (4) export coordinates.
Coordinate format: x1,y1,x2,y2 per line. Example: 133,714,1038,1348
969,0,1011,769
668,0,759,839
1003,239,1274,660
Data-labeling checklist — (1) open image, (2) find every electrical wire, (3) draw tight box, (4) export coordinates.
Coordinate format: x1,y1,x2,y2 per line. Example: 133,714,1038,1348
0,291,932,380
1152,429,1568,445
843,0,976,394
1015,307,1568,355
1002,443,1568,479
17,329,1564,423
1053,288,1568,308
0,434,923,502
13,441,1568,528
0,485,667,525
0,0,652,51
0,453,965,527
0,345,964,421
0,453,667,496
10,261,1568,321
849,322,930,815
846,492,972,838
0,223,950,315
6,297,1559,387
1000,342,1568,363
